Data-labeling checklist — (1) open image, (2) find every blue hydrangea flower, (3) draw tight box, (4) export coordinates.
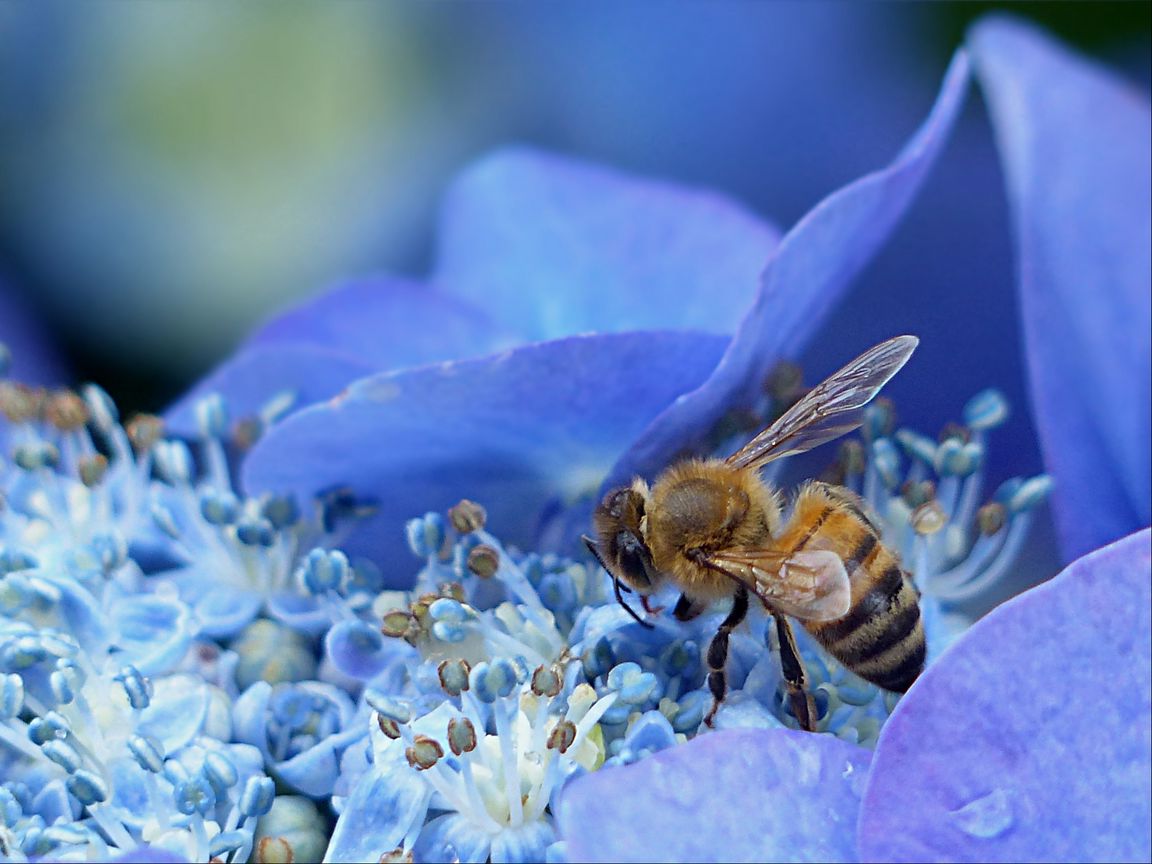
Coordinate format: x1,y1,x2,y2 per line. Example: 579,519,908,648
1,12,1147,864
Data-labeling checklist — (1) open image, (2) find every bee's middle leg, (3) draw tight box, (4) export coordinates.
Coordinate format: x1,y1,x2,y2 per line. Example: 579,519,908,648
703,586,749,727
773,612,817,732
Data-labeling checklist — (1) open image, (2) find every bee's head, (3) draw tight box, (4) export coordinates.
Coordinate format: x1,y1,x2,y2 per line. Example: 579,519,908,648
583,482,662,627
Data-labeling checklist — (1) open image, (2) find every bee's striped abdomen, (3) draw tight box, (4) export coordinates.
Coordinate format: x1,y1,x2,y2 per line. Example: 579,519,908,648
781,483,925,693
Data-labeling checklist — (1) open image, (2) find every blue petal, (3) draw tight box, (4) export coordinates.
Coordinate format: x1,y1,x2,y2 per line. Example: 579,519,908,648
412,812,494,864
167,279,520,435
324,763,433,863
231,681,274,760
167,573,262,639
611,51,970,485
109,593,194,675
858,528,1151,862
491,821,557,864
559,728,871,863
109,847,190,864
969,17,1151,561
277,727,364,799
136,674,210,753
247,276,518,365
242,331,728,576
434,148,780,340
165,343,374,437
325,619,411,681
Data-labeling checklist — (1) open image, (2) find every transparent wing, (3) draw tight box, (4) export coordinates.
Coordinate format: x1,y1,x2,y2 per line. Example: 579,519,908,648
702,548,851,621
727,335,918,472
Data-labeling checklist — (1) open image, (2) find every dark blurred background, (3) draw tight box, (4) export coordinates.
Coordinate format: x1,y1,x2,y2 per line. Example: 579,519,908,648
1,1,1148,436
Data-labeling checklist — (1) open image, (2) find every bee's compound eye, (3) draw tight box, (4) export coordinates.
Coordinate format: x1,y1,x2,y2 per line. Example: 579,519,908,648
615,531,654,590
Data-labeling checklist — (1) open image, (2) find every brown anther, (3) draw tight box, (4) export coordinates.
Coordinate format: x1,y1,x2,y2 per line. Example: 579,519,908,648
124,414,164,454
446,716,477,756
448,499,487,534
44,390,89,431
901,479,936,509
977,502,1007,536
255,836,293,864
0,382,43,423
78,454,109,488
405,735,444,770
938,422,971,444
530,665,562,698
378,848,414,864
466,544,500,579
911,500,947,536
377,716,402,739
380,609,413,639
438,581,467,603
546,720,577,753
232,416,264,452
437,658,471,696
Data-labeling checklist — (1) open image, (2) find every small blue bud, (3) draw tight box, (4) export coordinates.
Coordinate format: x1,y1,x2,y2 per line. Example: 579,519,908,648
0,786,22,825
42,822,93,847
870,439,902,489
671,690,709,733
427,597,466,623
127,735,166,774
236,518,276,547
28,712,69,744
48,669,75,705
41,740,82,774
964,389,1010,431
239,775,276,818
114,665,152,711
363,690,411,724
607,662,660,705
200,490,240,526
155,441,194,485
538,572,578,614
895,430,937,465
1,673,24,718
1006,475,1053,514
430,621,469,643
202,751,239,796
4,636,47,669
660,640,700,677
298,548,349,595
405,512,446,558
582,636,616,681
81,384,119,429
174,776,216,816
262,494,300,530
195,393,230,439
469,660,518,703
67,770,108,805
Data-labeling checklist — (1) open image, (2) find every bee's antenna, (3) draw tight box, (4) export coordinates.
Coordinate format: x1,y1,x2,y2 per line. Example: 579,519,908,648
581,535,654,630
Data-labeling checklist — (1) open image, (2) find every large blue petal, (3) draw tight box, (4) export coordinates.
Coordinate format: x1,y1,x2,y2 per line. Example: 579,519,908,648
969,17,1151,561
242,331,728,578
165,343,374,437
559,728,871,863
858,528,1151,863
433,148,780,340
610,50,970,485
167,277,521,436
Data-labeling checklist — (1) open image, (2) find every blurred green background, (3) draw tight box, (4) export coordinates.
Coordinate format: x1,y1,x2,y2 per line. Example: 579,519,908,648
0,1,1147,414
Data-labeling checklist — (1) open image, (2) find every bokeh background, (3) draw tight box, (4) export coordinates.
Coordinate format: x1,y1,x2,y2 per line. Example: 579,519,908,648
1,1,1148,470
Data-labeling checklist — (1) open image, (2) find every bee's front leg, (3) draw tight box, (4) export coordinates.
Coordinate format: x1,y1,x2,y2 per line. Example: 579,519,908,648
703,586,750,728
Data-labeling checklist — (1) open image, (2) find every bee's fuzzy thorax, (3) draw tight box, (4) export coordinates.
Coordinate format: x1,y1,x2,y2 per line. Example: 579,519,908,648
642,458,781,601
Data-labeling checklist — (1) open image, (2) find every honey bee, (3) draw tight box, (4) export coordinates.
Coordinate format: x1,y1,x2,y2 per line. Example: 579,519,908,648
584,335,925,731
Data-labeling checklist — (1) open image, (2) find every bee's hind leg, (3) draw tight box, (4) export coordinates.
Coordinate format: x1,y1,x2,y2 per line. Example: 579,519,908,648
773,612,818,732
703,586,749,728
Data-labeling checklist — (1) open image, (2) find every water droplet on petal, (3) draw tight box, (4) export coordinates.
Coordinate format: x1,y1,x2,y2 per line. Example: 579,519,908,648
950,788,1014,839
